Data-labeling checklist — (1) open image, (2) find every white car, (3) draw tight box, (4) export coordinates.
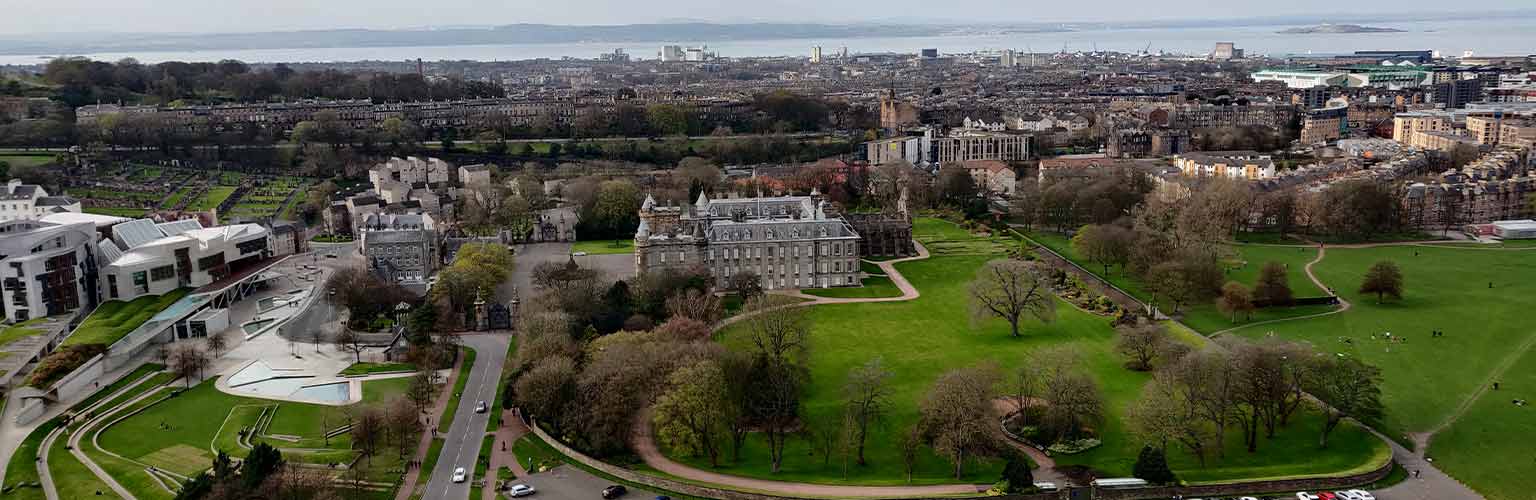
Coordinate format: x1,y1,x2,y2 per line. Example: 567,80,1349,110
1342,491,1376,500
509,484,536,497
475,400,488,413
571,251,588,257
1296,493,1320,500
451,467,467,483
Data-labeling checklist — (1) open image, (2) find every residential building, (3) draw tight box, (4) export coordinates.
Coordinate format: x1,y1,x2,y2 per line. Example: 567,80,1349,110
0,219,100,322
1,179,80,222
1431,78,1486,109
458,164,492,186
98,219,272,302
635,192,864,290
934,130,1031,163
957,160,1018,196
1300,106,1349,144
359,213,439,285
1173,152,1278,180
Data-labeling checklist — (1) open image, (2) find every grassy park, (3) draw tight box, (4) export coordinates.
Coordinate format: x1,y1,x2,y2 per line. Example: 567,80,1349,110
686,218,1385,486
1227,244,1536,500
572,239,636,255
800,274,902,299
1023,230,1335,334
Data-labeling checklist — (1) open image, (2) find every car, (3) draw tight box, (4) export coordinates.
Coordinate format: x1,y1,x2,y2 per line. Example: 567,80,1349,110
1296,493,1320,500
572,251,588,257
1237,497,1260,500
451,467,467,483
509,484,536,497
325,253,337,258
1345,490,1376,500
601,485,627,499
475,401,488,413
1318,492,1340,500
655,496,672,500
1031,482,1058,492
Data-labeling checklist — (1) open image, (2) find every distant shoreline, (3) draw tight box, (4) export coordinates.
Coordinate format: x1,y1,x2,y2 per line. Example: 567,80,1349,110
1277,24,1407,34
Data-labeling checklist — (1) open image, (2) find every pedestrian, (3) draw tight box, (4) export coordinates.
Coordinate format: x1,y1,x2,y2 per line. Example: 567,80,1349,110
1494,382,1501,390
1414,469,1421,479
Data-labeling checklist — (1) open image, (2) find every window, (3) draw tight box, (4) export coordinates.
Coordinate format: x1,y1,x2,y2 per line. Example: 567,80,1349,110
833,262,841,272
150,266,176,282
198,253,225,271
834,245,842,256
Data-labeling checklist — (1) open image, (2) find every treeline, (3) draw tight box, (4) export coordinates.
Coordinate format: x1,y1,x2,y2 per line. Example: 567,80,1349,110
40,57,505,108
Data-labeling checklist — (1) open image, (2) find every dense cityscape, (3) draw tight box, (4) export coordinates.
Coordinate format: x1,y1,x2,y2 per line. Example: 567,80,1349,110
0,9,1533,500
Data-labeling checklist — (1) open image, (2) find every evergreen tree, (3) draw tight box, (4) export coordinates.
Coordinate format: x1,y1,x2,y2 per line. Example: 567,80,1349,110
1132,445,1177,485
1001,450,1035,493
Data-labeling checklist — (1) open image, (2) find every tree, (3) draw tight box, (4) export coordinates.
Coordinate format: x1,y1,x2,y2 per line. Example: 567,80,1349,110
1001,450,1035,493
386,398,421,458
842,357,892,466
1072,224,1133,275
967,259,1056,337
900,425,923,483
352,406,384,466
1132,445,1177,485
919,363,1000,479
727,271,764,303
170,343,211,388
1252,262,1294,306
1115,319,1169,371
1146,258,1223,314
407,369,437,413
333,329,367,364
1216,281,1255,323
653,360,733,467
1042,370,1103,442
241,443,286,491
514,356,578,426
742,295,810,365
206,331,228,358
1305,356,1384,448
1129,374,1214,468
1359,260,1404,304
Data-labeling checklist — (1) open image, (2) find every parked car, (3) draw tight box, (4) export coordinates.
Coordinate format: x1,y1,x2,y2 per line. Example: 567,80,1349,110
601,485,627,499
475,400,488,413
1296,493,1321,500
1032,482,1058,492
451,467,467,483
509,484,536,497
572,251,588,257
1345,490,1376,500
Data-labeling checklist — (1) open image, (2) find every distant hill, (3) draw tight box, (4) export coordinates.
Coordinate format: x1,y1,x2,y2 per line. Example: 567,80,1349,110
1277,24,1406,34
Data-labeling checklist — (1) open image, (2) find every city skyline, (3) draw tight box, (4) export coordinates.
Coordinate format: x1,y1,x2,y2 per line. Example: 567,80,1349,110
1,1,1534,35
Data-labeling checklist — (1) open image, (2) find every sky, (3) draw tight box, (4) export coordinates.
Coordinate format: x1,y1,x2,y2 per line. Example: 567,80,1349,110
0,0,1530,35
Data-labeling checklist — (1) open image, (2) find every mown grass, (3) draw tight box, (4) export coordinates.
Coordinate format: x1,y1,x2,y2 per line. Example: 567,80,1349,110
571,239,636,255
64,290,191,347
800,275,902,299
691,218,1384,486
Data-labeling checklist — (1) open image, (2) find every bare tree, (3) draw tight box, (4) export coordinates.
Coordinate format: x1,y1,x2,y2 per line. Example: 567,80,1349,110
387,397,422,459
1006,353,1044,427
206,331,228,359
1130,373,1216,467
1115,319,1169,371
899,425,923,484
1216,281,1255,323
919,363,1001,479
842,357,892,466
352,406,385,466
333,329,367,364
967,259,1056,337
170,343,211,388
309,328,324,353
407,369,437,414
741,295,810,365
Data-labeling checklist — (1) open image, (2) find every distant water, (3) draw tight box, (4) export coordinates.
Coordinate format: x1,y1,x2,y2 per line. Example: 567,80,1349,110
1,19,1532,65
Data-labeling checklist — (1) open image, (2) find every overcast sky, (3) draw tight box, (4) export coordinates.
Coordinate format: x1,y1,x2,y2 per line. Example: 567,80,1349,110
0,0,1530,35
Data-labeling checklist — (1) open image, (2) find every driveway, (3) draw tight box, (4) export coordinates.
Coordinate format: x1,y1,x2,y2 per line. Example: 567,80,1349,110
424,334,510,500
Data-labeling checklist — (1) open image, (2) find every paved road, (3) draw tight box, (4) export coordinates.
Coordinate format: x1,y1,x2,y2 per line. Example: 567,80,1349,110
520,465,658,500
424,334,510,500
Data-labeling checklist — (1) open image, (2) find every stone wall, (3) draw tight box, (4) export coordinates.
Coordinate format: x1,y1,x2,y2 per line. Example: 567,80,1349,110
1095,458,1394,500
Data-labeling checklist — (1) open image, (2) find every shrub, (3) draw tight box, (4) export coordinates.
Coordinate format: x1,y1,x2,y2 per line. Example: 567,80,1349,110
1046,438,1102,455
26,344,108,388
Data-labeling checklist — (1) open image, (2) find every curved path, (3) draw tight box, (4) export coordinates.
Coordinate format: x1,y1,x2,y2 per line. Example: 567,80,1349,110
1209,244,1351,338
37,369,169,500
990,399,1064,484
634,242,1012,498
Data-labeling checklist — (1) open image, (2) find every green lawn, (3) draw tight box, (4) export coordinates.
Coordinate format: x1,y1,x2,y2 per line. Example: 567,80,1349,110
511,434,565,476
0,154,56,168
340,362,416,376
1431,344,1536,500
48,432,122,499
438,347,478,433
64,289,191,347
188,187,236,211
693,219,1383,486
1022,230,1334,334
572,239,636,255
0,318,45,348
800,275,902,299
83,207,149,218
1224,244,1536,499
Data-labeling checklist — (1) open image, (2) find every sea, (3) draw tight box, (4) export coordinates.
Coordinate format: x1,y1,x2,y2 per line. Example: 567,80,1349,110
0,18,1532,65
